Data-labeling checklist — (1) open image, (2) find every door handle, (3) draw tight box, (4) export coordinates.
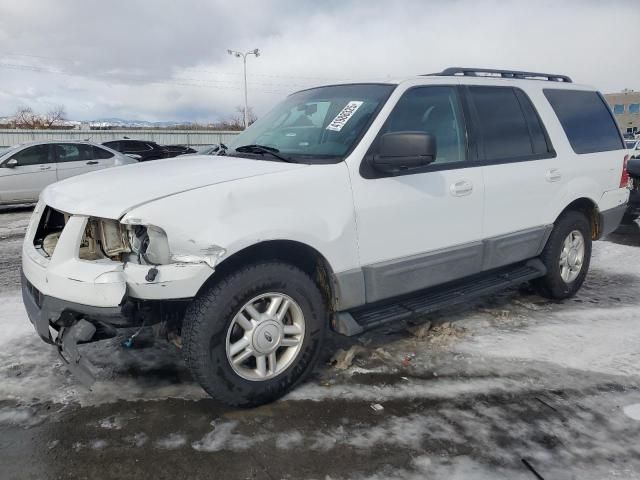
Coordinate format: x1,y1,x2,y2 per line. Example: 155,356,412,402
450,180,473,197
545,168,562,182
39,165,51,171
86,161,99,165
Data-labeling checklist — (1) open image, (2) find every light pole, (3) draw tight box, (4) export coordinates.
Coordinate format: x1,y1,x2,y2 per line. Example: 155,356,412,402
227,48,260,129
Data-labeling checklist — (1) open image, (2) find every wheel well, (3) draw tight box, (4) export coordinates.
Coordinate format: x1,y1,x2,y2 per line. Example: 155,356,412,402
558,198,600,239
202,240,336,310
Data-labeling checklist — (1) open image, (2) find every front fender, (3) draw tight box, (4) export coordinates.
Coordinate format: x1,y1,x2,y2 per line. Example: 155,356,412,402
121,162,360,278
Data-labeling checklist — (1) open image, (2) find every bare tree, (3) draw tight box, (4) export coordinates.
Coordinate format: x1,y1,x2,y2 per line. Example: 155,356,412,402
14,106,39,129
235,105,257,127
43,105,67,128
13,105,67,129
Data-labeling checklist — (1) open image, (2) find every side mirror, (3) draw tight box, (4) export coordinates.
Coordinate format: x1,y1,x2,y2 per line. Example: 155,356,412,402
2,158,18,168
371,132,437,174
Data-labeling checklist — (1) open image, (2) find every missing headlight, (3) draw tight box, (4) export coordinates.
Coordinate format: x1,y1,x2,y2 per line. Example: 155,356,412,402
79,218,130,261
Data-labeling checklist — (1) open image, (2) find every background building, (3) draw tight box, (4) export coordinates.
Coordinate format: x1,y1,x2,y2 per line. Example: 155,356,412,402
604,89,640,135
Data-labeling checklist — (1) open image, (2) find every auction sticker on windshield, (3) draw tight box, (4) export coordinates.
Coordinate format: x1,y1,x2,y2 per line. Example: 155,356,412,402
326,101,363,131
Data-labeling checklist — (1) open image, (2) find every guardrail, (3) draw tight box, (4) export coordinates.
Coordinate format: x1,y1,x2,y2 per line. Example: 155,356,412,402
0,129,241,147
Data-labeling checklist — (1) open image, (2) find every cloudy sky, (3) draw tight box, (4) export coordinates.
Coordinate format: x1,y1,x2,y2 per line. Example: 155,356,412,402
0,0,637,123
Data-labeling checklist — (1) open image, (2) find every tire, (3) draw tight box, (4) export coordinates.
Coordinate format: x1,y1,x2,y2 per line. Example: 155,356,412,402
182,261,327,407
533,210,592,299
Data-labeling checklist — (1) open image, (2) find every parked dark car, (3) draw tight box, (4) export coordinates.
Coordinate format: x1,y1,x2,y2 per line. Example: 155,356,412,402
102,139,171,162
163,145,197,156
627,158,640,219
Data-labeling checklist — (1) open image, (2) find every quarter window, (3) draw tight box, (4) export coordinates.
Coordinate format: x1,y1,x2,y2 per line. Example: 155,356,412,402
380,86,466,164
544,89,624,154
468,86,550,161
93,146,114,159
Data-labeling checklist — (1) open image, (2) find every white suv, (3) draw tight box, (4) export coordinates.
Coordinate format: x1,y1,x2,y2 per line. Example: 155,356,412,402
21,68,630,406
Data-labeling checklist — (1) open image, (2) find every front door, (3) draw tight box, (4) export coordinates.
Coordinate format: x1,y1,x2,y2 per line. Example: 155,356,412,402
349,85,485,303
0,144,57,203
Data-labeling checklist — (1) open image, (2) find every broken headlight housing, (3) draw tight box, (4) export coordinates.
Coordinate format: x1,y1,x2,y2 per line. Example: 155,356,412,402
79,218,170,265
79,218,131,261
127,224,171,265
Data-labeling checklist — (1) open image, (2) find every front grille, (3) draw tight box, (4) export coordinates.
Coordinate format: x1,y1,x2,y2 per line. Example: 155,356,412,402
25,278,44,308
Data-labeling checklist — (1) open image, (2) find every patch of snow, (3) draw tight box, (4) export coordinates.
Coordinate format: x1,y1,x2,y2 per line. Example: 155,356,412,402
154,433,187,449
125,433,148,448
275,430,303,449
0,406,43,427
90,439,108,449
456,306,640,377
191,420,265,452
623,404,640,421
98,416,124,430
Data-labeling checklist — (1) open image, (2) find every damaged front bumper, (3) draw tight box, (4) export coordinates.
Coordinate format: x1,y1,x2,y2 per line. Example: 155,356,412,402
21,271,128,386
21,202,216,386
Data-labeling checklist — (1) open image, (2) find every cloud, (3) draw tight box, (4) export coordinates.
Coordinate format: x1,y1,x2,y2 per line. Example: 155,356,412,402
0,0,637,121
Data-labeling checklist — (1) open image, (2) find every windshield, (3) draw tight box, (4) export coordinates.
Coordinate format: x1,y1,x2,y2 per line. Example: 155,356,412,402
225,84,395,163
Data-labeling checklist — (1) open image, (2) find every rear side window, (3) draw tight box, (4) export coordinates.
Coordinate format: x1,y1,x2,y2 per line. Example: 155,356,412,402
544,89,624,154
468,86,552,161
103,141,120,150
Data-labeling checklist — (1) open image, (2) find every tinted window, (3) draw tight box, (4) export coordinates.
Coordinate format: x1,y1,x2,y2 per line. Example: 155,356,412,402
469,86,541,161
514,89,553,156
11,144,51,166
93,146,114,159
380,86,466,164
544,89,624,154
103,141,120,150
121,141,151,153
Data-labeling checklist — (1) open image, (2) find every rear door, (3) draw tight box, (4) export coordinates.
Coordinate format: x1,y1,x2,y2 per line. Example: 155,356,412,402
465,85,560,268
0,144,57,203
54,143,109,180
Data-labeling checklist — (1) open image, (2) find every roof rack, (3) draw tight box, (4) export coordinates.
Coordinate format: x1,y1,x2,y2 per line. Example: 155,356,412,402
427,67,572,83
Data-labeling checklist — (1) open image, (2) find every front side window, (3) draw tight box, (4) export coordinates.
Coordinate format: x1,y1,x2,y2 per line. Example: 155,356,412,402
11,144,51,166
469,86,547,161
613,104,625,114
544,89,624,154
379,86,466,164
226,84,395,163
629,103,640,114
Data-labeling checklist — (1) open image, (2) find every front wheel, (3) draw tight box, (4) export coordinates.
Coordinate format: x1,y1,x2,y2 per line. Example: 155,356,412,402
182,262,327,407
533,210,592,299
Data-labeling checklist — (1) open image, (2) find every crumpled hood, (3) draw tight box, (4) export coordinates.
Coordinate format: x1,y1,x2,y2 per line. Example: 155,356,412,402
41,155,306,219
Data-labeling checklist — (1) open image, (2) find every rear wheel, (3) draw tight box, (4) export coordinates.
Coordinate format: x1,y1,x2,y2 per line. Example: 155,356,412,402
182,262,326,407
533,210,592,299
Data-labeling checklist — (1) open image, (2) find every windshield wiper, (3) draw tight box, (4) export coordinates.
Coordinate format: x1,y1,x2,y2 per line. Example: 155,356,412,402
234,144,294,163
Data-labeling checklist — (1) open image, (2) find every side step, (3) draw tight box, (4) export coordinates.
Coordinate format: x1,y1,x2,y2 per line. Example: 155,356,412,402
334,260,546,336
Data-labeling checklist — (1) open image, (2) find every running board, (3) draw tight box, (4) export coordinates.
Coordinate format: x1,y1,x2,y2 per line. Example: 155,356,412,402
333,260,546,336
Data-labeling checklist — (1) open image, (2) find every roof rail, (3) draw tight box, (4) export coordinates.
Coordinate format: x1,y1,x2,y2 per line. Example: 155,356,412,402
427,67,572,83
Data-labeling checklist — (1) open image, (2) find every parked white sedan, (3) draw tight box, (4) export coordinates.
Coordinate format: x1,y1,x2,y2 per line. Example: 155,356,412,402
0,140,137,205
